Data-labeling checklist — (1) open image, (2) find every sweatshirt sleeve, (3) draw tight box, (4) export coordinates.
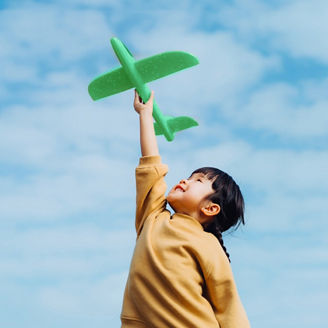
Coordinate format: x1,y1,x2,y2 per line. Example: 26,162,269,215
205,245,251,328
135,156,168,236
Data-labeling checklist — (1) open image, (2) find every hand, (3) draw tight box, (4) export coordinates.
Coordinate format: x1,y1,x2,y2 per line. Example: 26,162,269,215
134,90,154,115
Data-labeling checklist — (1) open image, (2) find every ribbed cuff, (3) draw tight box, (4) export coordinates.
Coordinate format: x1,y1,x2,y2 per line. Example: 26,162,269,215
139,156,162,166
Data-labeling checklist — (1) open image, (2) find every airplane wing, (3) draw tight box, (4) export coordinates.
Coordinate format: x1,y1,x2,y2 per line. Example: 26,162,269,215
88,51,199,101
88,66,133,100
135,51,199,83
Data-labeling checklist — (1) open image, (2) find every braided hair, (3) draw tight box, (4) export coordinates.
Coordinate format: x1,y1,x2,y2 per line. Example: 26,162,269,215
191,167,245,262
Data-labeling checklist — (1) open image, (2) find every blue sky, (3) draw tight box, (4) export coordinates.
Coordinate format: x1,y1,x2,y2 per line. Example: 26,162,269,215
0,0,327,327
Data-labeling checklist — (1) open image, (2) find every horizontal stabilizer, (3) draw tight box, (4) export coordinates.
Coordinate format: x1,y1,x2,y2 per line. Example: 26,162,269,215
136,51,199,83
88,67,133,100
154,115,198,136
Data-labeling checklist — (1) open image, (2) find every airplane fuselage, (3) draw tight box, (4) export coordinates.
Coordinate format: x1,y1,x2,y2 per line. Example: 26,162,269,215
110,37,174,141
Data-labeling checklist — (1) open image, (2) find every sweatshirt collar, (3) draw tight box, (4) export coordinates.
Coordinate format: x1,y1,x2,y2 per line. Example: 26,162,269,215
172,213,204,230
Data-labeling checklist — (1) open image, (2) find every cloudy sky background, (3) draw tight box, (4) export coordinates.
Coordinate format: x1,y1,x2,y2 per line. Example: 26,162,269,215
1,0,327,327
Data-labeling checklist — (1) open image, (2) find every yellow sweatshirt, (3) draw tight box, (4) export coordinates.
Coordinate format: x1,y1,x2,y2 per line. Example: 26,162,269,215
121,156,250,328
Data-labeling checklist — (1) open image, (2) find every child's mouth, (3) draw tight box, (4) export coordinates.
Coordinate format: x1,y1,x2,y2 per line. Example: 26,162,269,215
175,185,185,192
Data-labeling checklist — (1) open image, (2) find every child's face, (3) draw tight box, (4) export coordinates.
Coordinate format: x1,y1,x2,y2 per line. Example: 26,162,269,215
167,172,215,219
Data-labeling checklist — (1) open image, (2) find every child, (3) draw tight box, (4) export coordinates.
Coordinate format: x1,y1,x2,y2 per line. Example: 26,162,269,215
120,90,250,328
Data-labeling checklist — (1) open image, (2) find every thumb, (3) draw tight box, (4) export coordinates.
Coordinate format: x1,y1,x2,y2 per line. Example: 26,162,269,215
146,91,154,104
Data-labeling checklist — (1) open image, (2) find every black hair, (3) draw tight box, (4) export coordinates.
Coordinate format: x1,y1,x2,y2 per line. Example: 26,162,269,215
191,167,245,262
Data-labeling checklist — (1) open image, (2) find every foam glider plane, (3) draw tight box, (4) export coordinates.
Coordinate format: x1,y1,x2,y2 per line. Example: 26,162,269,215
88,37,199,141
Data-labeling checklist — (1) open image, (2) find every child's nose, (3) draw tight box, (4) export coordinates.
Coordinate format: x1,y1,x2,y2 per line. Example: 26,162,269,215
179,179,187,185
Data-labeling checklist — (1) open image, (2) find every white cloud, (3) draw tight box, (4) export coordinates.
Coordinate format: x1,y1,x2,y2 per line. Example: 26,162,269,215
0,72,140,221
0,271,127,327
129,25,279,113
38,271,127,315
1,225,135,278
0,223,132,326
0,3,113,91
219,0,328,63
227,233,328,328
166,141,328,194
56,0,120,5
0,156,136,221
231,81,328,138
0,56,120,226
0,4,110,61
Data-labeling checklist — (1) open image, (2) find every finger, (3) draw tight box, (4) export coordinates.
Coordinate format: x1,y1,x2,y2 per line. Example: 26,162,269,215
146,91,154,104
134,89,139,104
134,89,146,104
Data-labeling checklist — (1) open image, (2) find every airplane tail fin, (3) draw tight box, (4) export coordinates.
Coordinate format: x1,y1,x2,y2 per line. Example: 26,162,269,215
154,115,198,140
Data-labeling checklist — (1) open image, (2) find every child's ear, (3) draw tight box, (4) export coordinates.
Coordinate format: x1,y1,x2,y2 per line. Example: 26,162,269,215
201,202,220,217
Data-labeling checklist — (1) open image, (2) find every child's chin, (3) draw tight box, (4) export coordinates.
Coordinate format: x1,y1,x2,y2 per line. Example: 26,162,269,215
166,197,177,210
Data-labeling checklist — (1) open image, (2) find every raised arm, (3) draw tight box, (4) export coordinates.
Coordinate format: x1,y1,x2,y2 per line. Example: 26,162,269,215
134,90,159,157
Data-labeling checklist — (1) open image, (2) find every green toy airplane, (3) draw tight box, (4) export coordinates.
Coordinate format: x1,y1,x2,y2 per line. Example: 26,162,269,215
88,37,199,141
